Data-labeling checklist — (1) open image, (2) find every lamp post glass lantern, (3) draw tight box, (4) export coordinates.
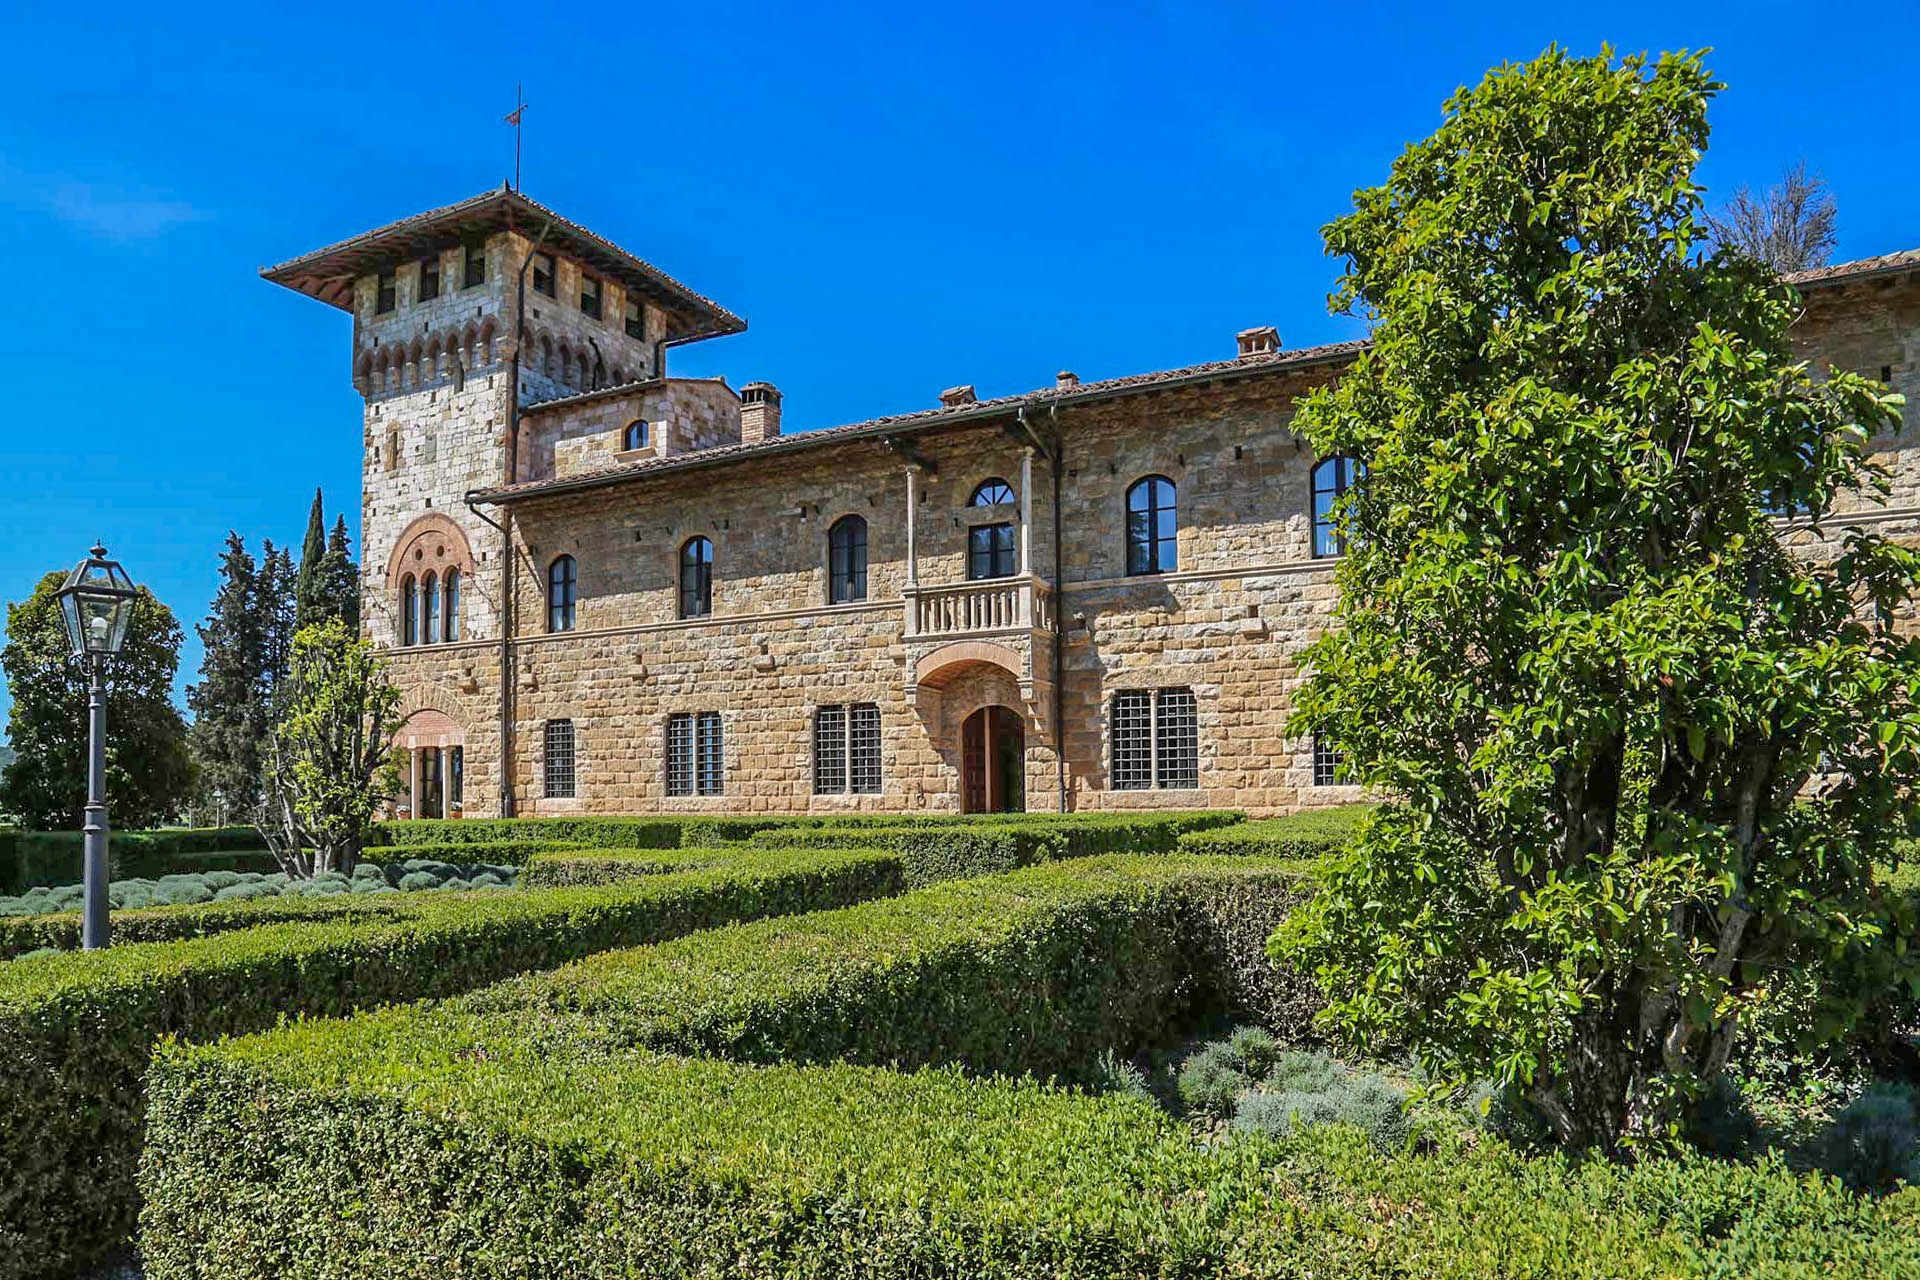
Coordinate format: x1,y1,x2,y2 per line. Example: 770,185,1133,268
53,544,138,950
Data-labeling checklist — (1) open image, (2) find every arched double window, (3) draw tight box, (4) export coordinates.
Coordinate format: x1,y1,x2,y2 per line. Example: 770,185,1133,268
679,536,714,619
423,572,442,645
400,575,419,646
970,478,1016,506
1125,475,1178,576
547,555,577,633
828,515,868,603
1311,456,1366,558
622,419,649,452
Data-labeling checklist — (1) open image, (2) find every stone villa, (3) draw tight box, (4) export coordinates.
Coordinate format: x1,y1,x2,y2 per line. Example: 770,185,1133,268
261,187,1920,818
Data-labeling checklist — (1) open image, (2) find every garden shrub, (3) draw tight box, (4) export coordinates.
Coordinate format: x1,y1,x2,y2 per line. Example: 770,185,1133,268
454,855,1298,1080
1174,804,1372,859
1229,1052,1413,1152
360,837,595,866
1809,1083,1920,1191
0,845,903,1280
0,827,271,894
521,846,725,889
140,1015,1920,1278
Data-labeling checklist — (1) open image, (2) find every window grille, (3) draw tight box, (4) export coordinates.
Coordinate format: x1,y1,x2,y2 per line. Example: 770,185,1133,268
668,712,725,796
814,703,882,794
418,255,440,302
544,720,576,798
1312,733,1346,787
813,706,847,794
1111,688,1198,790
850,704,881,793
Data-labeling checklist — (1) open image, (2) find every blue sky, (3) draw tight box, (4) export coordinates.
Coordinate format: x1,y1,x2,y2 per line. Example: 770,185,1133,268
2,1,1915,723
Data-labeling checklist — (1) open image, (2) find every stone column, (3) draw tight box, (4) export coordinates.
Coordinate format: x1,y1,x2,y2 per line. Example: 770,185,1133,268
1019,448,1034,577
904,466,920,587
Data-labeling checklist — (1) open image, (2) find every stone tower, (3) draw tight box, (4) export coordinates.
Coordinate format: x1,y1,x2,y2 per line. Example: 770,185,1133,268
261,186,745,814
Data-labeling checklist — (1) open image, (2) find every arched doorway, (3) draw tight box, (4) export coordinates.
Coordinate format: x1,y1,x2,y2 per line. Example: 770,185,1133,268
961,705,1025,813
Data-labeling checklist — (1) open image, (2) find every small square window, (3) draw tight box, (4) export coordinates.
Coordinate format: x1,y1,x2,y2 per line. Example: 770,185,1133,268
1312,733,1347,788
375,271,396,314
580,275,602,319
532,253,555,298
463,242,486,289
418,255,440,302
625,298,646,341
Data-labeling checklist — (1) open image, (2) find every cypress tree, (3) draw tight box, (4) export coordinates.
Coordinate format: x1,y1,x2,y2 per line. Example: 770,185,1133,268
294,487,328,627
324,514,361,629
258,539,298,696
187,533,266,820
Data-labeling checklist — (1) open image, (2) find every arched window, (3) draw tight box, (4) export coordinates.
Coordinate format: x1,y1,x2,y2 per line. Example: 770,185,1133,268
400,575,419,646
443,568,461,643
1311,456,1365,558
423,572,442,645
970,478,1016,506
1125,475,1177,575
828,515,868,603
679,537,713,619
622,420,649,452
547,555,577,633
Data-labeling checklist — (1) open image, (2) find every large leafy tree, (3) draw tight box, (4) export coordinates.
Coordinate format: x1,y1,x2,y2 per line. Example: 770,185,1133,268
1274,48,1920,1153
1,571,194,829
257,618,401,877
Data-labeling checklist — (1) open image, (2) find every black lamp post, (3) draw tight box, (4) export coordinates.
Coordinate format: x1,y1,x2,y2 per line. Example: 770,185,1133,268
53,544,138,950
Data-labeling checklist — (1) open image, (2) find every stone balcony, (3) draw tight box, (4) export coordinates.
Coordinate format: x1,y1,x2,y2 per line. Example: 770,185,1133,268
902,574,1055,639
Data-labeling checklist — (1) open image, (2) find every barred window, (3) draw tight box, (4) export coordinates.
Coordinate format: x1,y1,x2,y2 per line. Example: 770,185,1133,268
668,712,725,796
1110,687,1199,790
1312,733,1347,787
543,719,576,799
814,703,882,795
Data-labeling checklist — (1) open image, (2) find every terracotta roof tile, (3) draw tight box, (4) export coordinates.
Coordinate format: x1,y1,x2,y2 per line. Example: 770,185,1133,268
1786,247,1920,288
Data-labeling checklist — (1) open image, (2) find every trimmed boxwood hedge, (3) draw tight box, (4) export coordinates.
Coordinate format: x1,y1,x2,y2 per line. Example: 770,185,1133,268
139,853,1920,1278
0,827,272,895
460,854,1299,1076
361,836,598,865
521,847,725,889
1174,804,1373,859
0,846,904,1280
368,815,808,849
749,811,1245,884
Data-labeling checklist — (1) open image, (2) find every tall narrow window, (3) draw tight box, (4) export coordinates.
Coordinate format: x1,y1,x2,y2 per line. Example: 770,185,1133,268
1311,456,1365,558
418,254,441,302
967,522,1016,581
1312,733,1347,787
399,575,419,646
463,242,487,289
816,703,883,794
443,568,461,642
532,252,555,298
423,572,442,645
625,298,646,340
548,555,577,633
622,420,649,451
1125,476,1178,575
828,515,868,603
1110,687,1199,790
679,537,713,618
448,745,464,814
580,275,602,319
667,712,724,796
970,478,1015,506
375,270,397,314
543,719,576,798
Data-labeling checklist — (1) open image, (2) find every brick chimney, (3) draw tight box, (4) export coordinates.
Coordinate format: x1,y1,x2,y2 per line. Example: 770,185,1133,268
939,384,977,408
1056,370,1080,389
1236,326,1280,359
740,382,782,442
